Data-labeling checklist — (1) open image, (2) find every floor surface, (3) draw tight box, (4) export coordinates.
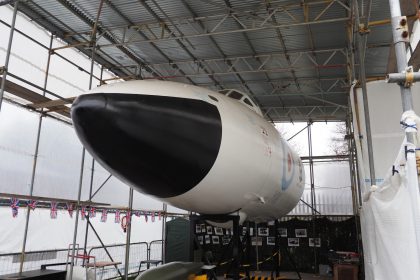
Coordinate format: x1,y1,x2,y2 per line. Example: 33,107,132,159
217,271,332,280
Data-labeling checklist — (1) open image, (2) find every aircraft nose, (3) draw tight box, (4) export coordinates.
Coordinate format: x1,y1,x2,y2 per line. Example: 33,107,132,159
71,93,222,198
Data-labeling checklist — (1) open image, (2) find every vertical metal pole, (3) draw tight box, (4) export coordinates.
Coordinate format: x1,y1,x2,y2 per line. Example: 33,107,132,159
80,0,103,266
354,0,376,185
124,188,134,279
388,0,414,112
161,203,167,264
18,33,54,273
82,159,95,265
69,148,86,279
232,216,240,280
307,122,317,272
0,1,19,111
254,223,259,271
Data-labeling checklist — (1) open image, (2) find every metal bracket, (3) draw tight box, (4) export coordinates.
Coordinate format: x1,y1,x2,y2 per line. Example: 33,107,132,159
386,66,420,87
358,23,370,35
391,16,410,43
0,66,6,75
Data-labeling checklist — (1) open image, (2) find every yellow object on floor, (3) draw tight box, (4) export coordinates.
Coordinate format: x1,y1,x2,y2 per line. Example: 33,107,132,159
193,275,207,280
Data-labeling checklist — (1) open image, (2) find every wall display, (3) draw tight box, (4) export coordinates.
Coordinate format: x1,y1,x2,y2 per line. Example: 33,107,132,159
309,238,321,247
249,227,254,236
222,236,231,245
198,235,204,245
201,224,206,233
278,228,287,237
205,235,211,244
206,226,213,235
214,227,223,235
195,224,202,233
295,228,307,237
251,236,263,246
288,238,299,247
267,236,276,245
242,227,247,235
212,236,220,244
258,227,269,236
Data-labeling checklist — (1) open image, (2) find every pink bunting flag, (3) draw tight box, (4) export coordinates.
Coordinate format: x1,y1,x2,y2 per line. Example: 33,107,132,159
89,207,96,218
115,210,121,223
27,200,37,211
50,201,58,219
101,209,107,223
151,211,155,222
66,203,74,218
10,198,19,218
81,207,86,220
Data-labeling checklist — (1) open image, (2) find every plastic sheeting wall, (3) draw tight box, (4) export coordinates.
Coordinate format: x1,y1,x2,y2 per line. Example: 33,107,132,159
351,81,420,279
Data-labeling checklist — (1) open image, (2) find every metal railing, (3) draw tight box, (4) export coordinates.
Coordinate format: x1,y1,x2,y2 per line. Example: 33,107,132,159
0,240,163,279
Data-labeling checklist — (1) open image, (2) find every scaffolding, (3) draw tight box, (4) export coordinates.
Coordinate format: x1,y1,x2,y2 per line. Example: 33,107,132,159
0,0,418,278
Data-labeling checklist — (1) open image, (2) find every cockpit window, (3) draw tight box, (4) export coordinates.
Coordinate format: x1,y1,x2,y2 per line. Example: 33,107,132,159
228,91,243,100
243,98,253,107
219,89,230,95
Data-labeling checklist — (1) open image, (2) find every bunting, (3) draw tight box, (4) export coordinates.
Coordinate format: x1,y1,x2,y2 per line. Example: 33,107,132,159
115,210,121,223
10,198,19,218
89,207,96,218
81,207,86,220
151,211,155,222
101,209,108,223
66,203,74,218
27,200,37,211
50,201,58,219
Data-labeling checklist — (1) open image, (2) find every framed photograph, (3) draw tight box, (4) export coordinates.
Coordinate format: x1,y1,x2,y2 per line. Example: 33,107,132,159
295,228,307,238
195,224,202,233
268,220,275,226
205,235,211,244
258,227,269,236
212,236,220,244
206,226,213,235
309,238,321,247
267,236,276,246
249,227,254,236
201,224,206,233
198,235,204,245
278,228,287,237
288,238,299,247
242,227,247,236
251,236,263,246
214,227,223,235
222,236,230,245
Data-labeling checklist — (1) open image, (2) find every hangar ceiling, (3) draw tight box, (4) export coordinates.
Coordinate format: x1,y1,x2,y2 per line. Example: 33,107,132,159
7,0,420,122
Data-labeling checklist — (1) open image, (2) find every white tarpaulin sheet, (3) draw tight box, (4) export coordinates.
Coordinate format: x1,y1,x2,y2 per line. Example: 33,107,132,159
351,81,420,279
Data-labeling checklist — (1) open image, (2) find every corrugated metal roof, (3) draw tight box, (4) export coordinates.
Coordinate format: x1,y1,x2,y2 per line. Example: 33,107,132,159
11,0,403,122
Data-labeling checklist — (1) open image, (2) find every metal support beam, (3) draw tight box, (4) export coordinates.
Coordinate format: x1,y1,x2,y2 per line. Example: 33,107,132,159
161,203,167,264
355,0,376,185
124,188,134,280
69,148,86,279
0,1,19,111
19,33,53,273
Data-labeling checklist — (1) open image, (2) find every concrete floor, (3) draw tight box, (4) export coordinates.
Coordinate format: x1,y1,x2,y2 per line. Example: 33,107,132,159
217,271,332,279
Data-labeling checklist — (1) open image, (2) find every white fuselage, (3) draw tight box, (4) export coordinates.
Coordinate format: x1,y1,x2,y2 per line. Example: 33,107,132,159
77,80,305,222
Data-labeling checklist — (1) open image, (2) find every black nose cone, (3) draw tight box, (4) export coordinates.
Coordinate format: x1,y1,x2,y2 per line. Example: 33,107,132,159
71,93,222,198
